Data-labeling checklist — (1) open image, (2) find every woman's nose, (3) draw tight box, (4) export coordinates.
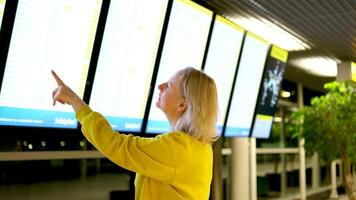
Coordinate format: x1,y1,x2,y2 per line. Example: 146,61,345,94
158,83,164,91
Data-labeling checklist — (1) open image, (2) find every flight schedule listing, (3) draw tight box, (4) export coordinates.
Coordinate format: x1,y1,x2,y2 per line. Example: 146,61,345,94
0,0,5,27
146,0,213,134
224,33,269,137
203,16,244,135
0,0,102,128
89,0,169,132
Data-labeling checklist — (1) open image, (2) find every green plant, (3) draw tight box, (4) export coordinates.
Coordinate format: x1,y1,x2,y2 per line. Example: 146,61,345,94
292,81,356,199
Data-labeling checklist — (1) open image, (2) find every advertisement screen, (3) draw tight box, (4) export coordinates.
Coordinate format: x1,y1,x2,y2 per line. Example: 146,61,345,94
251,45,288,138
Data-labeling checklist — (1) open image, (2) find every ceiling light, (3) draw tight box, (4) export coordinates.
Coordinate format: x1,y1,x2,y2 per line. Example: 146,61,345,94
227,16,310,51
290,56,338,77
280,90,291,98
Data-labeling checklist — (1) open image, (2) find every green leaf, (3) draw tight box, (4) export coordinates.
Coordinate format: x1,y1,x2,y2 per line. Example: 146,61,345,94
292,81,356,162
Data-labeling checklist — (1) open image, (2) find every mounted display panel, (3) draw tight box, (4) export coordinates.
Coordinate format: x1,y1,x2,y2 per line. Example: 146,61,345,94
0,0,102,128
145,0,213,134
203,15,244,135
251,45,288,138
0,0,5,28
224,33,269,137
89,0,169,133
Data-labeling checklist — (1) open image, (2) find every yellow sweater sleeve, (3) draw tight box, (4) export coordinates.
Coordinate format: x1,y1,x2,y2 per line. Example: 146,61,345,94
75,105,175,183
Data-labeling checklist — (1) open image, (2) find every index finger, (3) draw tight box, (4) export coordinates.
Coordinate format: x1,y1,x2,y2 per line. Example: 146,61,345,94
51,70,64,86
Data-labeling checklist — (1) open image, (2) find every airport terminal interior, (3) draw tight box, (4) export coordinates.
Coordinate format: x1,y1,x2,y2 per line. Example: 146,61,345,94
0,0,355,200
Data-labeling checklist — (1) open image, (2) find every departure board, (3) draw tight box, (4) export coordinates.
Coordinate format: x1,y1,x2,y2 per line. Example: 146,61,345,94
203,16,244,135
89,0,169,132
0,0,5,28
224,33,269,137
0,0,102,128
146,0,212,134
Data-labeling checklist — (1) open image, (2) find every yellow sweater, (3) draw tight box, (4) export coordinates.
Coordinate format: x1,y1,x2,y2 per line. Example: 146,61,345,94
76,105,213,200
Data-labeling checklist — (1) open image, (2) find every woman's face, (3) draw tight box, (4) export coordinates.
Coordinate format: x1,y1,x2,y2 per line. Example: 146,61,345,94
156,71,186,120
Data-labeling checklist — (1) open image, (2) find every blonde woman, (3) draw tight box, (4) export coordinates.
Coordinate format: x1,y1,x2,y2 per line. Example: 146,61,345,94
52,67,219,200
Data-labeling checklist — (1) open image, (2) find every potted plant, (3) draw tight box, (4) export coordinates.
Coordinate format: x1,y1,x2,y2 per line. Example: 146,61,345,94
291,81,356,199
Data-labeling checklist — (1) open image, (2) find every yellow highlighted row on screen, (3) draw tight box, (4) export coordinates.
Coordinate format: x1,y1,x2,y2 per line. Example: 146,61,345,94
247,32,268,45
212,9,289,62
179,0,212,16
270,45,288,63
257,114,273,121
216,15,244,33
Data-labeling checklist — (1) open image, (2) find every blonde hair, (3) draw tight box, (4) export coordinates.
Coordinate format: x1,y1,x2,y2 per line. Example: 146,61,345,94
174,67,219,144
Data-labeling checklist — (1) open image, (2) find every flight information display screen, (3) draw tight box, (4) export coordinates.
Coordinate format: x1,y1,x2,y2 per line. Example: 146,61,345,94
224,33,269,137
203,16,244,135
89,0,169,132
251,45,288,138
146,0,212,134
0,0,102,128
0,0,5,28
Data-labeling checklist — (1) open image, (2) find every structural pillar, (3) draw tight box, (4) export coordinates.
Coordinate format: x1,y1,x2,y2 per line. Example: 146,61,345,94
211,137,223,200
337,61,353,81
330,160,339,198
231,138,250,200
250,138,257,200
312,152,320,189
297,83,307,200
280,106,287,197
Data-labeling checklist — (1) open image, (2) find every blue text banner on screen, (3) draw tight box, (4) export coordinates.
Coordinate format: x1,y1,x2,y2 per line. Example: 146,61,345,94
224,33,269,137
251,45,288,138
146,0,213,134
203,15,244,135
89,0,169,132
0,0,102,128
0,0,5,28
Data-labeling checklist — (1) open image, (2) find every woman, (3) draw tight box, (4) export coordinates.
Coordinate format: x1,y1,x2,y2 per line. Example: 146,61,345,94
52,67,219,200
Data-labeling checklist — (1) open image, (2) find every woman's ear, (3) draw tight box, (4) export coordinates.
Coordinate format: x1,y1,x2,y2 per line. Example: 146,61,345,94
177,99,188,112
